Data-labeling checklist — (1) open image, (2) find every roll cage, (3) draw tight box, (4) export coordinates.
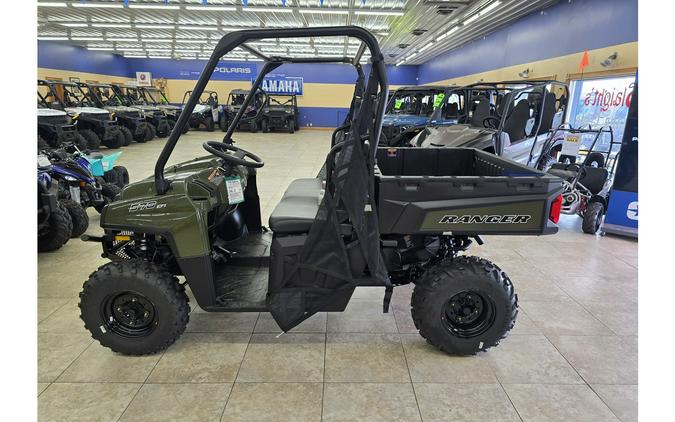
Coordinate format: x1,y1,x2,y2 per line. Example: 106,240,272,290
267,94,298,108
75,82,121,108
156,26,388,195
182,90,220,107
141,87,171,105
38,79,96,110
385,85,453,118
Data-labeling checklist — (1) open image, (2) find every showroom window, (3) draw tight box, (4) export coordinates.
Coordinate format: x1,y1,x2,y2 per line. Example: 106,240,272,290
566,75,635,153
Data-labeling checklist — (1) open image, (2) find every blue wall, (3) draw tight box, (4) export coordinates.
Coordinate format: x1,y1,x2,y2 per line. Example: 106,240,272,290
418,0,638,84
38,41,133,78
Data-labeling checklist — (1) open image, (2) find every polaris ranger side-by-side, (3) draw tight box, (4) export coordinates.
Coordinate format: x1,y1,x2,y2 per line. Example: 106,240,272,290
139,86,188,134
39,79,124,149
221,88,267,132
79,27,563,358
112,84,170,138
260,93,299,133
181,90,221,132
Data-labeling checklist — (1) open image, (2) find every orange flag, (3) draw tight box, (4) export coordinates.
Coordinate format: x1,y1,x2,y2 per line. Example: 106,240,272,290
578,50,589,71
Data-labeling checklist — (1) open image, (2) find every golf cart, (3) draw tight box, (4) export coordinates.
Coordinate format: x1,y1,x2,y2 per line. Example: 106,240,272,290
38,79,124,149
381,85,460,146
222,88,267,132
37,96,88,151
79,27,563,357
412,81,569,167
260,93,299,133
538,125,620,234
77,82,151,145
112,84,170,138
181,90,221,132
138,86,188,134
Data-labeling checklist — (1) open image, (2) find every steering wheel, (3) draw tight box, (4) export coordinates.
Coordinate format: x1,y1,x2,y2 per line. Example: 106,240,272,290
202,141,264,168
483,116,501,129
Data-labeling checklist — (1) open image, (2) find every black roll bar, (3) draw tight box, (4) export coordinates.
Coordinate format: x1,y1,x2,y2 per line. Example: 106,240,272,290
154,26,388,195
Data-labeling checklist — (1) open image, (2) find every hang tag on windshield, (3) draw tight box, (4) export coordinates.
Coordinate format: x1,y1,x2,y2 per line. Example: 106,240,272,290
38,154,51,167
225,177,244,204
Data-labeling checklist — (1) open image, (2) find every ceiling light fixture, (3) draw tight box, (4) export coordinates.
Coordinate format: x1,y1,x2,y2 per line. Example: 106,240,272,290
87,47,114,51
435,26,458,42
38,36,69,40
134,24,175,29
463,14,480,25
72,3,124,9
107,38,139,42
178,26,219,31
128,4,180,10
463,1,501,26
117,47,143,51
71,36,105,41
418,42,434,53
37,2,67,6
148,55,171,59
59,23,89,27
354,10,405,17
299,9,349,15
186,6,236,11
174,39,204,44
92,23,132,28
244,7,294,13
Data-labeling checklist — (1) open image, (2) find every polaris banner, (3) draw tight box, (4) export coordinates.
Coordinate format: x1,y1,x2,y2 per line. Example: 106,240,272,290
176,62,256,80
254,74,303,95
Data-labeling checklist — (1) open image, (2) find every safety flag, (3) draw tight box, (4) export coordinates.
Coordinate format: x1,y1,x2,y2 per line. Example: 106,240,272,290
578,50,589,71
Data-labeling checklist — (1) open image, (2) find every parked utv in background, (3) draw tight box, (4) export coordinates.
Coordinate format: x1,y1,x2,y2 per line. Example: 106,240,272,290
261,93,299,133
181,90,220,131
412,81,569,167
37,103,88,151
222,88,267,132
77,82,149,145
139,86,188,134
78,27,563,359
112,84,170,138
381,85,459,146
38,79,124,149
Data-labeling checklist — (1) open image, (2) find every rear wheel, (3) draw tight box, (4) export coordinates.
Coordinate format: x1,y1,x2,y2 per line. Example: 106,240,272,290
95,183,122,213
250,121,258,133
119,126,133,146
103,129,124,149
134,125,148,143
205,114,215,132
261,118,269,133
112,165,130,187
582,202,604,234
78,129,101,151
60,199,89,238
219,114,228,132
287,119,295,134
145,123,157,142
38,202,73,252
411,256,518,356
79,260,190,355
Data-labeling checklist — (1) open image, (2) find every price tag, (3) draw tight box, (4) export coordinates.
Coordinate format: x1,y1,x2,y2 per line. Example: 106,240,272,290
394,99,404,110
225,177,244,204
433,93,445,109
561,134,581,157
38,154,51,167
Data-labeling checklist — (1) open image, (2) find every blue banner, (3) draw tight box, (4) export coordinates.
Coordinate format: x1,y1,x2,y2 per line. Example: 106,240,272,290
604,189,638,229
255,74,303,95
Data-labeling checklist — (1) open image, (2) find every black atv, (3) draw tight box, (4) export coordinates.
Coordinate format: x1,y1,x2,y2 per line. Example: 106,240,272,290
77,82,151,145
38,162,73,252
182,90,221,131
260,93,299,133
139,86,189,134
221,88,267,132
79,27,563,357
38,79,125,149
37,105,88,152
115,84,171,138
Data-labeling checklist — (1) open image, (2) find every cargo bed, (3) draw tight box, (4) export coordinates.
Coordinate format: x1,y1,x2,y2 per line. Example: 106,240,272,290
375,148,563,235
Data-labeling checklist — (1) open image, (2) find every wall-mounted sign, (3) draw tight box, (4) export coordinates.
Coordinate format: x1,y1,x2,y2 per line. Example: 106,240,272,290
136,71,152,86
255,74,303,95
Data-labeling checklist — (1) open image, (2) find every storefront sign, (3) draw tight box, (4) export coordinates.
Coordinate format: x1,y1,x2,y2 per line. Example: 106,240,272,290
583,82,634,111
255,74,303,95
136,72,152,86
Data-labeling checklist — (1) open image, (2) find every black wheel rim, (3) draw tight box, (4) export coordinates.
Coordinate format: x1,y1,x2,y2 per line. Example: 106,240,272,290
102,291,157,337
441,290,496,338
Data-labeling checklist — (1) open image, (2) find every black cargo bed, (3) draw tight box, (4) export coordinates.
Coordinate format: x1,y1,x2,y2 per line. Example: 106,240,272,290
375,148,563,235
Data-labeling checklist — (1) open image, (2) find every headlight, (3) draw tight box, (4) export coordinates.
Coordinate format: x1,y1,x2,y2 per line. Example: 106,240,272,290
64,175,78,182
285,110,292,113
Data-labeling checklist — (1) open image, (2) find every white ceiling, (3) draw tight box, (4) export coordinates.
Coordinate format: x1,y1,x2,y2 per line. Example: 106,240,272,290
37,0,559,64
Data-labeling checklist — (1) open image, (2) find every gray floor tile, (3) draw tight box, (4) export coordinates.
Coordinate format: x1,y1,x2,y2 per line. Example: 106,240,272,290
592,384,638,422
222,382,322,422
254,312,327,333
415,383,520,422
520,299,613,336
322,383,421,422
503,383,618,422
326,299,398,333
37,298,69,323
38,332,92,382
325,333,409,382
185,312,259,333
38,382,140,422
119,383,231,422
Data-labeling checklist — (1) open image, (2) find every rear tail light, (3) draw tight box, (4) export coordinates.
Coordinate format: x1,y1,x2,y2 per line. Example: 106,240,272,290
549,194,563,224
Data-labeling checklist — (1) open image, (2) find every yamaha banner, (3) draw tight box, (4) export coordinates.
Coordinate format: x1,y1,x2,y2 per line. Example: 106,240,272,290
254,74,304,95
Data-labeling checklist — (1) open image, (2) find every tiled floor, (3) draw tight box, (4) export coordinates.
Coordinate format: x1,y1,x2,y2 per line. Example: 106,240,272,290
38,130,638,422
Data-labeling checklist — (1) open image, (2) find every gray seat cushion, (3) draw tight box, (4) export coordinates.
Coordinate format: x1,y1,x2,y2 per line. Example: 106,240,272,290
268,178,323,233
269,196,319,233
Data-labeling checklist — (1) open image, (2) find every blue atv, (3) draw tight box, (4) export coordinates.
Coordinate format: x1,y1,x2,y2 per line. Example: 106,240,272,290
37,164,74,252
380,86,459,146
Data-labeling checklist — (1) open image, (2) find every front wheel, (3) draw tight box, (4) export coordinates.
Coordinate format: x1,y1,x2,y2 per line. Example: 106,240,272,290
77,129,101,151
60,199,89,238
38,202,73,252
582,201,604,234
205,114,215,132
287,119,295,134
411,256,518,356
79,260,190,355
95,183,122,213
261,118,269,133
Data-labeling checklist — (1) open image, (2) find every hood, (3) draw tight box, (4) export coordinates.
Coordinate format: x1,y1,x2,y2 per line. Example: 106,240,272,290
105,105,142,114
132,105,160,113
38,108,67,117
414,124,496,149
157,104,181,111
193,104,211,114
382,113,429,128
65,106,110,115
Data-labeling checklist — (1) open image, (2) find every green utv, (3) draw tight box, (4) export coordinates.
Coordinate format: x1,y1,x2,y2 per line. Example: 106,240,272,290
111,84,171,138
79,27,564,356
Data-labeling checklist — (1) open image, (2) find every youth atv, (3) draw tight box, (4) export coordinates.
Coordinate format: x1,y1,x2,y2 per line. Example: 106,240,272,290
221,88,267,132
260,93,299,133
38,79,124,149
412,81,569,167
115,84,171,138
139,86,189,134
78,27,563,357
77,82,150,145
181,90,221,131
538,125,620,234
38,163,73,252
